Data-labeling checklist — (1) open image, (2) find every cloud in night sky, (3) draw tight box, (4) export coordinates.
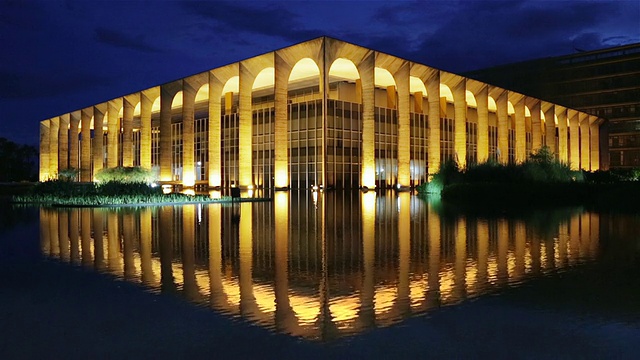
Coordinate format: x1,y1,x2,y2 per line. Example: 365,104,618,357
94,27,164,54
0,0,638,145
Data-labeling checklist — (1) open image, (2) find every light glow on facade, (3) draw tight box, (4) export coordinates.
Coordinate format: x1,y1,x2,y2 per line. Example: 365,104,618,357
38,37,603,189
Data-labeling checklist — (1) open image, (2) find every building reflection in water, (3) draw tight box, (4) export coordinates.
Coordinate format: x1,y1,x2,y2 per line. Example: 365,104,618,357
39,192,601,341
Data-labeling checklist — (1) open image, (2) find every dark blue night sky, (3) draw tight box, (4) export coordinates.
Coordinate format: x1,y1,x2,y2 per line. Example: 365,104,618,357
1,0,638,146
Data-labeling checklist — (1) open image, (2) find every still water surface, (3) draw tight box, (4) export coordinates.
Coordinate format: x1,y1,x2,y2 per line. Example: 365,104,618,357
36,191,639,341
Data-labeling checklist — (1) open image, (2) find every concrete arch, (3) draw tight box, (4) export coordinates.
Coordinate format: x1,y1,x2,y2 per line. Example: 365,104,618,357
465,90,477,108
374,67,396,88
328,58,360,104
507,101,515,115
410,76,427,95
209,63,239,188
328,58,360,80
488,96,497,112
325,38,376,187
180,73,210,187
195,84,209,103
252,67,275,90
439,84,453,103
289,57,320,82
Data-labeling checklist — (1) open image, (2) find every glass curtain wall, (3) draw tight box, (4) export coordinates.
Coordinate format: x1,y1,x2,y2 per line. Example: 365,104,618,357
410,112,428,186
222,104,239,187
171,122,183,181
288,99,323,189
375,107,398,188
466,121,478,165
326,99,361,189
440,117,455,164
195,117,208,182
253,108,274,189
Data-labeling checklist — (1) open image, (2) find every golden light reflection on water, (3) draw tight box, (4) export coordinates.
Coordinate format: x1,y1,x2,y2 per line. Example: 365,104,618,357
39,192,602,341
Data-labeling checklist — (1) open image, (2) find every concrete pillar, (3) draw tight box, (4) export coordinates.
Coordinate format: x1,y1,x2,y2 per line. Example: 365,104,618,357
49,209,59,257
107,211,121,274
557,107,568,163
514,222,526,279
453,80,466,167
122,96,135,167
58,211,69,261
359,52,375,188
454,217,467,299
49,117,59,177
360,192,376,325
476,220,489,293
396,62,410,186
208,204,225,308
239,202,257,315
40,209,51,256
107,99,121,169
182,82,196,186
182,205,198,300
274,192,294,330
140,91,153,170
544,105,555,153
69,111,80,172
274,53,290,188
569,110,580,170
476,86,489,163
139,208,154,285
159,86,174,181
93,209,104,270
80,209,92,267
514,98,526,162
496,91,508,164
580,113,590,170
122,211,135,279
427,71,440,175
93,105,105,177
239,63,254,188
497,219,508,285
39,121,50,181
208,72,223,188
59,113,70,170
530,100,542,151
397,192,411,313
590,117,600,170
80,108,92,181
427,201,441,307
159,207,175,292
69,211,80,263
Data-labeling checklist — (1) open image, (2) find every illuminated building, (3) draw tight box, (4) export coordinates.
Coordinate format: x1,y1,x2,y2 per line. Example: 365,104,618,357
39,37,603,189
467,43,640,170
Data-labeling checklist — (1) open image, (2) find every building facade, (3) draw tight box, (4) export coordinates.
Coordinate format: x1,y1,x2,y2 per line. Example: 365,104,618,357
467,43,640,170
39,37,603,189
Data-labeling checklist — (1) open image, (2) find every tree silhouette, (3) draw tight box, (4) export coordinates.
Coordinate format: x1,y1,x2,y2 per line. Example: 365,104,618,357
0,138,38,182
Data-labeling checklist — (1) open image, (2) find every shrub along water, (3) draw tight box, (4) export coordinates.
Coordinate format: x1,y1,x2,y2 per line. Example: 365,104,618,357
417,146,640,210
12,178,230,206
94,166,158,184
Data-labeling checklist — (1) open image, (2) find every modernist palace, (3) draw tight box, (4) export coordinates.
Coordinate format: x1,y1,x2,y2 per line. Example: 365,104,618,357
39,37,603,190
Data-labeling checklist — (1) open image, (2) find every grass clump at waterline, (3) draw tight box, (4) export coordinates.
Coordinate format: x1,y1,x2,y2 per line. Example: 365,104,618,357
416,146,640,210
12,180,231,207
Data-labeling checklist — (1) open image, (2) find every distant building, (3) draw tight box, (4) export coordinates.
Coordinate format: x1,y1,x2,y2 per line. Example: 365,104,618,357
467,43,640,170
39,37,603,189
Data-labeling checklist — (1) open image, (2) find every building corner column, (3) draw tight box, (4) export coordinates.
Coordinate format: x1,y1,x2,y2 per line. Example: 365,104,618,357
453,80,467,168
274,53,290,189
396,62,411,186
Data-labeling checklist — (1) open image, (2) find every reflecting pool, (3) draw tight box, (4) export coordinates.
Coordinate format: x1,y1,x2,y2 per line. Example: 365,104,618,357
36,191,634,341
